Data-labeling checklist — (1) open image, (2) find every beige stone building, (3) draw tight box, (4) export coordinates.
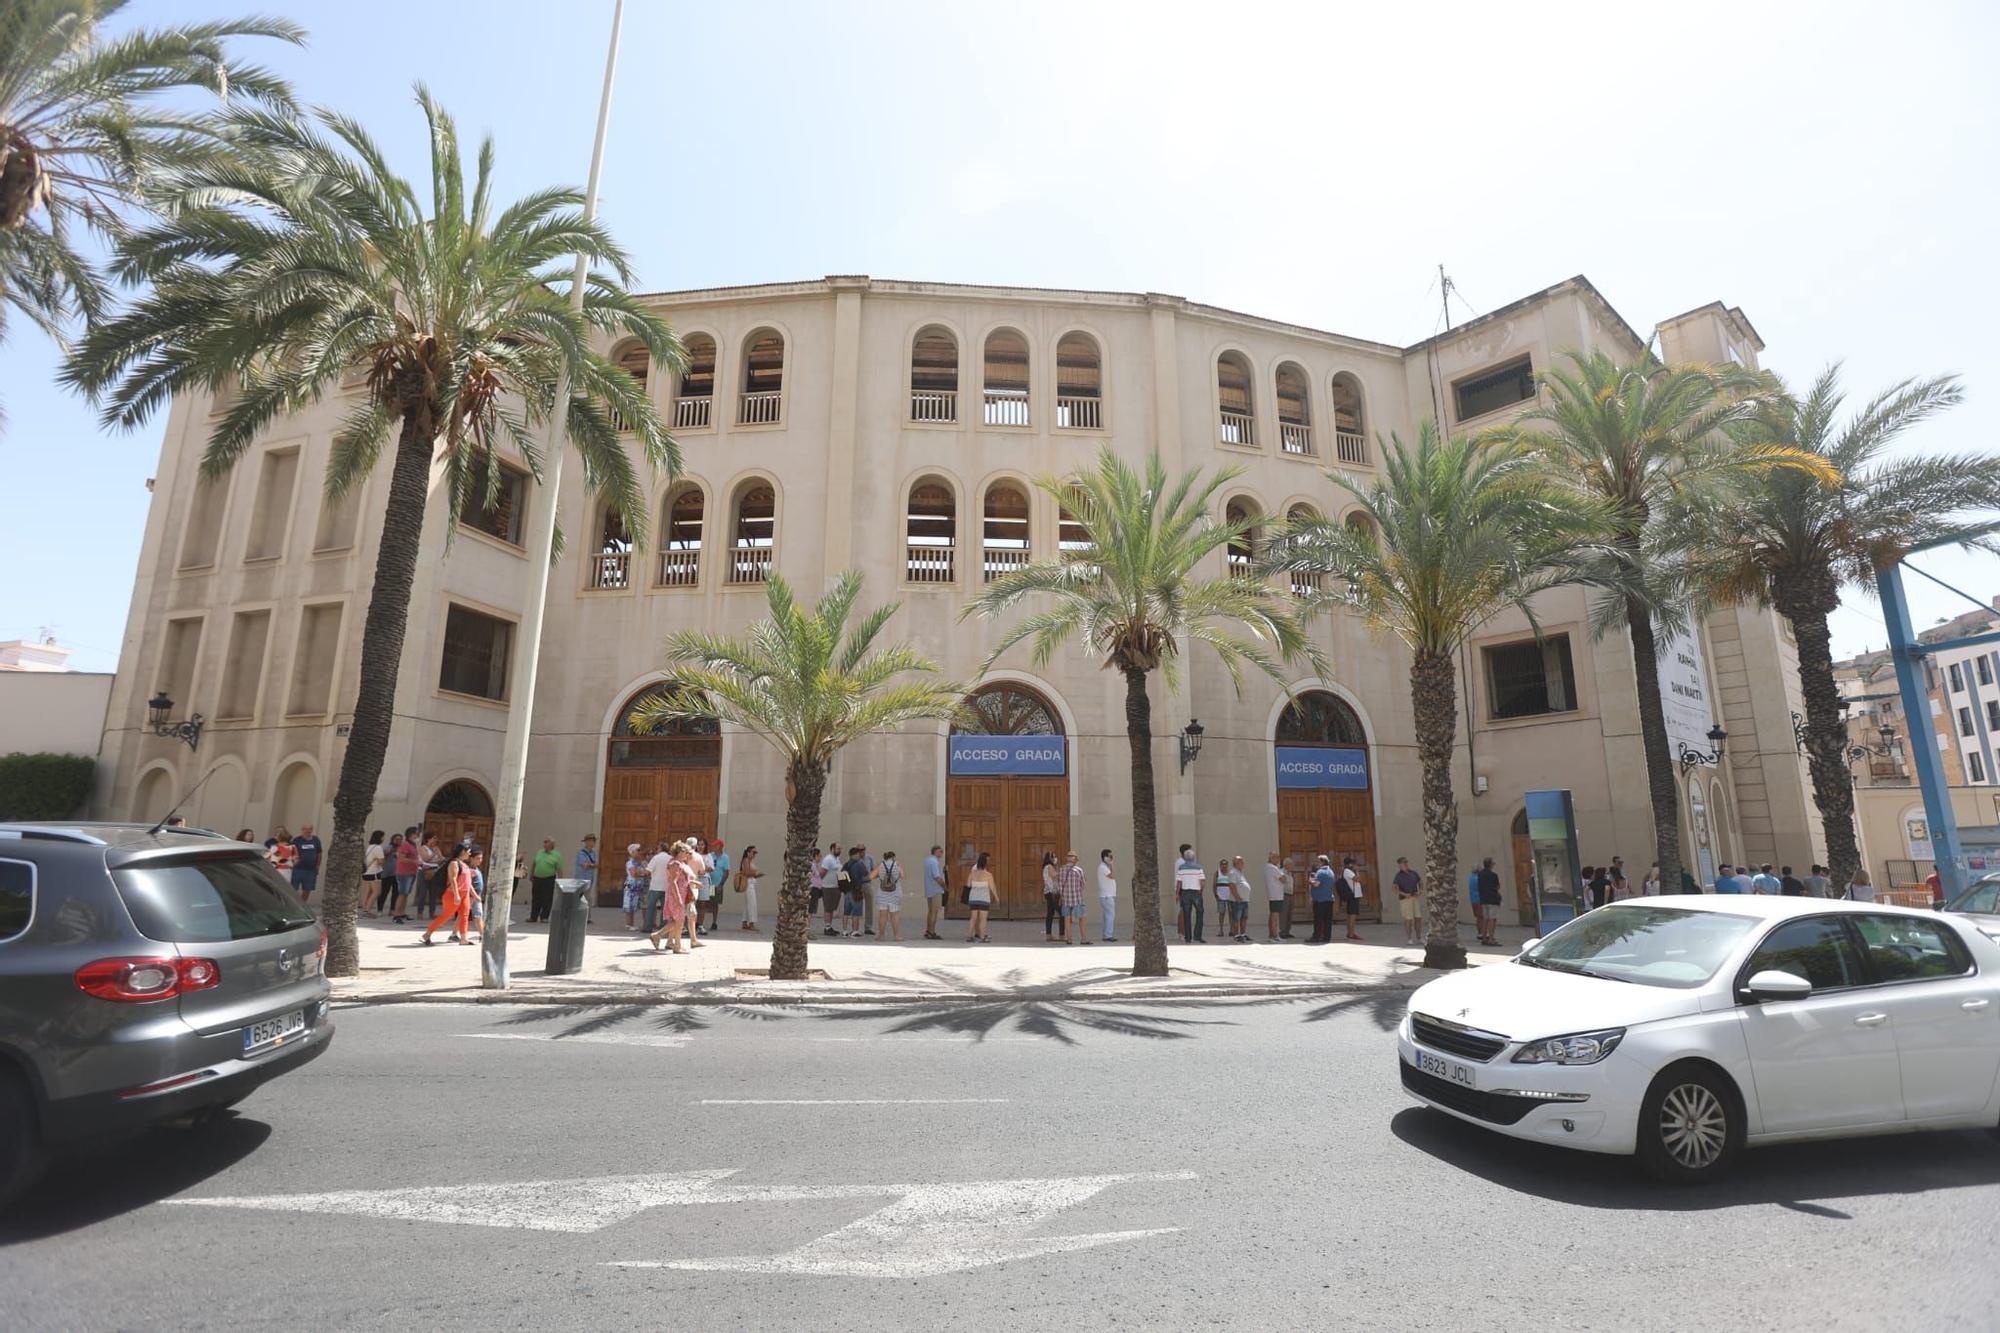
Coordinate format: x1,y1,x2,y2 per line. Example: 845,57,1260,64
92,274,1829,925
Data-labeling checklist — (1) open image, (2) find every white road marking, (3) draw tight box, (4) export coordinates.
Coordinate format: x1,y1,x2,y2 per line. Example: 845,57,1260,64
612,1172,1194,1276
803,1036,1045,1043
169,1171,739,1233
462,1032,692,1048
168,1169,1196,1275
696,1098,1008,1105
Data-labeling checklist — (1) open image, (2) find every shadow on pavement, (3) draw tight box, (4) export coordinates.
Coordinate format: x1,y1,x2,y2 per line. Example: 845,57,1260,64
1390,1105,2000,1213
0,1115,272,1244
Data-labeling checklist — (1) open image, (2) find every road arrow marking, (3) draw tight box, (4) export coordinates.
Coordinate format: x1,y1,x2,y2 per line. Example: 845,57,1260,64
169,1168,1196,1275
169,1171,741,1233
610,1172,1195,1276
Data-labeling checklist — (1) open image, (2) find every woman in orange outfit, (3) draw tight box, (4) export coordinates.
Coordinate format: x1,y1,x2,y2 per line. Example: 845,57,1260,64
647,840,695,953
422,848,475,945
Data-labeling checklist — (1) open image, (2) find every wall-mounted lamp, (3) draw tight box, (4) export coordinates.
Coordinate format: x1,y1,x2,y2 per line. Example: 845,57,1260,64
1179,719,1205,774
147,691,204,751
1677,722,1727,773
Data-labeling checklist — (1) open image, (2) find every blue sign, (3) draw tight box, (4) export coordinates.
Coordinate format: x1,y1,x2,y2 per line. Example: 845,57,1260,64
1274,746,1369,790
949,735,1067,776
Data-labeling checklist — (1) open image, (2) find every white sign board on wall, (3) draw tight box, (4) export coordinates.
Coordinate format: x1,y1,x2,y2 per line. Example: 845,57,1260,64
1658,623,1716,759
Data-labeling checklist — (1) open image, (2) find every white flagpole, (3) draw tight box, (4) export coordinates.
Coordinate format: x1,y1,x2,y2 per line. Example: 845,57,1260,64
482,0,626,989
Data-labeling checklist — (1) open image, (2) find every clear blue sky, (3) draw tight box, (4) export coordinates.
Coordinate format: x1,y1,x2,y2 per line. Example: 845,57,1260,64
4,0,1997,672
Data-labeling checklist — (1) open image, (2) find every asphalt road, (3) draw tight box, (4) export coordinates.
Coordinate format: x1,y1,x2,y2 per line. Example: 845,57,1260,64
5,994,1999,1331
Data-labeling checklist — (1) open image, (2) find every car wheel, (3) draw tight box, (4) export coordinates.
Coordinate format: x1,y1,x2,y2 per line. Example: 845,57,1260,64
1636,1063,1741,1184
0,1067,45,1209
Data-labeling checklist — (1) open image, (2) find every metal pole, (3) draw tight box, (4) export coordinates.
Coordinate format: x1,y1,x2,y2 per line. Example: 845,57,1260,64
482,0,626,989
1876,557,1966,899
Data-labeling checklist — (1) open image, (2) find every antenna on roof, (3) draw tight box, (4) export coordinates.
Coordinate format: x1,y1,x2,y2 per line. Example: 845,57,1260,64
148,764,221,836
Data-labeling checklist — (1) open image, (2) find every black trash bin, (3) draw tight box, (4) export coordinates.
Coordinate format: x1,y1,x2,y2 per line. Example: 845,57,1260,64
545,878,590,975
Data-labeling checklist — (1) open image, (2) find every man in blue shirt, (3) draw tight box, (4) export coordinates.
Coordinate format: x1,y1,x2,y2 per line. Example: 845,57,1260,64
1749,863,1781,895
923,845,947,940
708,840,731,931
1307,854,1337,945
1715,864,1745,894
291,824,323,904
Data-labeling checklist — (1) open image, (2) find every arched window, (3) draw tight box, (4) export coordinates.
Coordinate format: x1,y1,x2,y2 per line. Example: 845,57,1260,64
983,329,1030,427
1276,362,1312,456
982,482,1030,581
954,682,1062,736
657,483,704,587
1277,690,1367,746
1225,497,1262,579
1344,510,1377,544
426,778,494,817
271,761,319,831
609,685,720,768
739,329,784,425
1287,503,1324,595
611,340,649,433
905,478,957,584
588,504,633,589
676,333,716,429
1055,332,1102,429
910,326,959,423
1331,373,1367,464
131,766,175,823
1218,352,1255,446
728,483,776,583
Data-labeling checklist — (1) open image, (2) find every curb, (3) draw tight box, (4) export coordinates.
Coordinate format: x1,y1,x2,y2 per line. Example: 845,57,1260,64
329,976,1434,1009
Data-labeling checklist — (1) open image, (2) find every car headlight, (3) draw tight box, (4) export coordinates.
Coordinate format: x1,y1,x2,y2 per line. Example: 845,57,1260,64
1510,1028,1625,1065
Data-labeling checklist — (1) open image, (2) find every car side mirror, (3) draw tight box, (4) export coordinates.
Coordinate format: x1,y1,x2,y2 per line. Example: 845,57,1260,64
1741,969,1812,1004
1517,937,1537,955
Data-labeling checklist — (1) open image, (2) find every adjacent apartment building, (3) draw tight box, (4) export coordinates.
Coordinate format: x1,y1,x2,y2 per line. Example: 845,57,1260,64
92,274,1826,924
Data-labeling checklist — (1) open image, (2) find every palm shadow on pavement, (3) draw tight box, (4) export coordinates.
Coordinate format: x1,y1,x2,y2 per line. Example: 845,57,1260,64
0,1116,272,1244
1390,1105,2000,1213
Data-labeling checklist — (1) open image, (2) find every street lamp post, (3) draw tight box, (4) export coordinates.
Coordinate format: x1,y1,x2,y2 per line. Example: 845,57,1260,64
146,692,204,751
481,0,627,990
1677,722,1728,774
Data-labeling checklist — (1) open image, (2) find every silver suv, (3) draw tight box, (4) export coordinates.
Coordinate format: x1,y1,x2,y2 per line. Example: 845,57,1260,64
0,822,334,1205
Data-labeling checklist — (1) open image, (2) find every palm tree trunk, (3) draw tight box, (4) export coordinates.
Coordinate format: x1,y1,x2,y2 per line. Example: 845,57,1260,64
1624,592,1686,896
1777,573,1862,891
1413,649,1466,971
769,759,824,981
1123,665,1168,978
321,410,434,977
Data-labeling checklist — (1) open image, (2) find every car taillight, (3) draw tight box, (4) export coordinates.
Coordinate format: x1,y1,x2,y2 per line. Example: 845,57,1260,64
74,956,222,1002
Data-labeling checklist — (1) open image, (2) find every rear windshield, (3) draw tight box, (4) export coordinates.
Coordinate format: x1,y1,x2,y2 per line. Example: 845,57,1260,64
112,854,316,943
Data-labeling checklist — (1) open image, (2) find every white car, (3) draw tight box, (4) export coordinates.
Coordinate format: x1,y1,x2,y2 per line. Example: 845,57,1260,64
1398,896,2000,1182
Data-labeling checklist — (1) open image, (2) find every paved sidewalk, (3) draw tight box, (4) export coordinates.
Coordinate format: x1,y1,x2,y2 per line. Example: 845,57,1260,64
331,907,1524,1006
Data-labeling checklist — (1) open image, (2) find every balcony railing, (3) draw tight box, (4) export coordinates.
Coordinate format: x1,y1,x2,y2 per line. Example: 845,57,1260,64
983,388,1030,427
910,389,957,423
1057,395,1102,430
588,551,631,590
1280,421,1314,456
727,543,773,584
982,545,1029,582
1335,430,1369,465
656,547,700,588
738,390,783,426
1219,409,1254,447
673,397,712,430
1289,570,1325,598
1227,550,1255,580
905,543,956,584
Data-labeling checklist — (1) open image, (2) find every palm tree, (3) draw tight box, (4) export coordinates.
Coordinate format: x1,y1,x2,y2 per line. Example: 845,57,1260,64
1,0,301,402
628,571,966,981
64,92,683,976
1697,366,1997,892
965,447,1322,978
1488,351,1805,897
1261,422,1610,969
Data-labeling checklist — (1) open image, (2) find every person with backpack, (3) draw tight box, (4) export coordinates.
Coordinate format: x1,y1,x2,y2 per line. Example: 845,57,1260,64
1474,857,1502,946
841,846,870,938
421,847,475,946
877,851,906,941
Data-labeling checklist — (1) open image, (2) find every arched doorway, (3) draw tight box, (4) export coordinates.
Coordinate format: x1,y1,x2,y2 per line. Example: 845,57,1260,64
131,766,175,825
1686,774,1716,889
425,779,495,856
272,761,319,832
946,682,1071,919
1274,691,1380,923
598,685,721,904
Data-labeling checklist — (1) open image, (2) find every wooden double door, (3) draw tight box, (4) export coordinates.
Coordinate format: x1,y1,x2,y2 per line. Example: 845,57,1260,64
597,767,721,905
945,776,1069,919
425,813,494,857
1277,787,1381,922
